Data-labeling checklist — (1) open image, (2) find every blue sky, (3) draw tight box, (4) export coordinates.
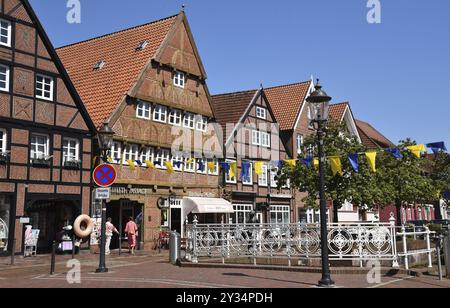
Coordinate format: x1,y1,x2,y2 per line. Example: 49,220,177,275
29,0,450,146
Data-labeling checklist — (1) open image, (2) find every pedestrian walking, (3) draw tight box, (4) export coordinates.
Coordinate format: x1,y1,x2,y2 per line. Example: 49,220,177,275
105,217,119,255
125,217,138,255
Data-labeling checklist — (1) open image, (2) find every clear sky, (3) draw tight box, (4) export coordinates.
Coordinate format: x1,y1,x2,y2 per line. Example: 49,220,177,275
29,0,450,146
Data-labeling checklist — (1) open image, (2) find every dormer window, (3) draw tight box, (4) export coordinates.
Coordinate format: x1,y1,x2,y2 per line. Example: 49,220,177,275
0,19,11,47
93,60,106,70
256,107,267,120
136,41,149,51
174,71,185,88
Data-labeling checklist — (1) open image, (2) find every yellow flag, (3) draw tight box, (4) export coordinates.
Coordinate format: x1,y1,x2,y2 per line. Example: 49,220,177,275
329,156,343,176
254,161,264,176
107,156,114,164
406,144,426,158
127,160,136,171
285,159,297,168
186,158,194,165
92,156,98,167
144,160,155,169
165,161,175,173
207,162,216,173
365,152,377,172
313,159,319,169
229,162,237,179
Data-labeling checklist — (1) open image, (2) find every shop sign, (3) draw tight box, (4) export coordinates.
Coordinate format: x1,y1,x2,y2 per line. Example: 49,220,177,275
95,188,111,200
19,217,30,224
188,192,216,198
111,187,152,196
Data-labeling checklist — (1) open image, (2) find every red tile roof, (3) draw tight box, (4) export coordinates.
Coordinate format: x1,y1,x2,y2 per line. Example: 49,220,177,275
355,119,394,149
264,81,312,131
57,15,178,128
211,90,258,129
329,102,349,122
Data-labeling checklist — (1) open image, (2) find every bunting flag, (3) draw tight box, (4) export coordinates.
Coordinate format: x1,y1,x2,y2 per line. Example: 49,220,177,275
406,144,426,158
144,160,155,169
107,156,114,164
241,161,251,179
198,160,205,172
229,162,238,179
185,158,195,165
254,161,264,176
127,160,136,171
219,162,230,174
385,148,403,160
207,161,216,173
285,159,296,169
154,161,162,167
135,160,143,167
173,161,184,168
301,157,313,168
365,152,377,172
329,156,343,176
444,191,450,200
426,142,447,155
164,161,174,173
313,159,319,169
348,154,359,173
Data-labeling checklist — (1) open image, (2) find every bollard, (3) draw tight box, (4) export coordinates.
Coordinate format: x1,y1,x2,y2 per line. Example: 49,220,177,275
50,241,56,275
10,239,16,266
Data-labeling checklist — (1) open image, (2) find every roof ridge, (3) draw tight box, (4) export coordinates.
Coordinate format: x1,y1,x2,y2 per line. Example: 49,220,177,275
331,101,349,106
264,80,311,90
56,13,179,50
212,89,258,97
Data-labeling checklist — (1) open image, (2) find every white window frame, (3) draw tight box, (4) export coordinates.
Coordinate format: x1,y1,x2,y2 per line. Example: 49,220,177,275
260,132,270,148
270,167,279,188
136,101,151,120
155,149,170,169
30,134,49,160
62,138,80,164
270,205,291,225
251,130,260,146
207,159,219,176
0,65,10,92
0,19,12,47
297,134,304,155
242,162,253,185
233,204,253,225
36,74,54,101
168,109,182,126
256,107,267,120
123,144,140,165
173,71,185,89
184,156,195,173
140,146,154,167
0,129,6,154
110,142,122,163
258,164,268,187
183,112,195,129
195,116,208,132
153,105,167,123
225,159,237,184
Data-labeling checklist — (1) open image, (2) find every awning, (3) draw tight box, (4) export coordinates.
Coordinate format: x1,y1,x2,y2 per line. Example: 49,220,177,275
183,197,234,215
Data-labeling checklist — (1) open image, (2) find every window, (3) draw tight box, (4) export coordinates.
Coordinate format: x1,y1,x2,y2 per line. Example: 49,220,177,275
256,107,267,120
183,112,195,129
155,149,170,169
140,146,154,167
153,105,167,123
258,164,268,187
270,205,290,225
123,144,139,164
0,129,6,153
136,101,151,120
110,142,122,163
260,132,270,148
168,109,182,126
196,158,207,174
225,159,237,184
173,71,185,88
36,74,54,101
270,167,279,188
184,156,195,173
297,135,303,155
172,154,184,171
196,116,208,132
242,162,253,185
30,134,49,159
0,65,9,92
207,159,219,175
233,204,253,224
62,138,79,164
251,130,260,146
0,19,11,47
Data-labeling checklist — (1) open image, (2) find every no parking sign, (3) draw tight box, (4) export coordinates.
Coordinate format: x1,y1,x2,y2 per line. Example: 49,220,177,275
93,164,117,188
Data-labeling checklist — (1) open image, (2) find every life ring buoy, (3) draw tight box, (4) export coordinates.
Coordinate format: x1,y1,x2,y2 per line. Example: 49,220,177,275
74,215,93,238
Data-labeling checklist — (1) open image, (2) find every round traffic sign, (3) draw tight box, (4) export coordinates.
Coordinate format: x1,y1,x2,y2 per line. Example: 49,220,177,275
93,164,117,188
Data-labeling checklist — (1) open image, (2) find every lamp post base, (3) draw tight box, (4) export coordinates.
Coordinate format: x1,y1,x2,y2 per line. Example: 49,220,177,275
318,277,335,288
95,267,109,273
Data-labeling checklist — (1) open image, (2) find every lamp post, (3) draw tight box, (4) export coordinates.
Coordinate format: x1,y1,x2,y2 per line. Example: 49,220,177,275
306,80,335,288
95,122,114,273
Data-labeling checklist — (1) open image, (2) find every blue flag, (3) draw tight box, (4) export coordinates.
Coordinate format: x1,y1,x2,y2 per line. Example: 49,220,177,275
241,161,251,180
385,148,403,160
301,157,313,168
348,154,359,173
426,142,447,155
219,162,230,174
135,160,143,166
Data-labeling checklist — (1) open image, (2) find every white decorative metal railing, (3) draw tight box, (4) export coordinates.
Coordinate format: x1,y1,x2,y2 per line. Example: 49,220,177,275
185,220,399,267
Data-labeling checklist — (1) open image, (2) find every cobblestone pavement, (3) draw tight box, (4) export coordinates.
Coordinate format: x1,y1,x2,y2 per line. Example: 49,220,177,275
0,252,449,288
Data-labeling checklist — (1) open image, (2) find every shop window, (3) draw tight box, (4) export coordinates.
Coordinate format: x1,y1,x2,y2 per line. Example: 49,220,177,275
168,109,182,126
136,101,151,120
173,71,185,88
270,205,290,225
161,209,169,227
36,74,54,101
0,64,9,92
233,204,253,224
153,105,167,123
0,195,11,252
0,19,11,47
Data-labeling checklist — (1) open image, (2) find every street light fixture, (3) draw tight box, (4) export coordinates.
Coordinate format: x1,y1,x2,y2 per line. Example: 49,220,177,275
95,122,114,273
306,80,335,288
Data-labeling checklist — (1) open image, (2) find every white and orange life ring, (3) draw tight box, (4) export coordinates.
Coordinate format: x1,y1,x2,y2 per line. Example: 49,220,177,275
73,215,93,238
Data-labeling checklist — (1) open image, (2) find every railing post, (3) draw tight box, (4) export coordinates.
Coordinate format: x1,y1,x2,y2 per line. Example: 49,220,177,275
402,226,409,270
425,226,433,269
192,216,198,264
390,217,399,268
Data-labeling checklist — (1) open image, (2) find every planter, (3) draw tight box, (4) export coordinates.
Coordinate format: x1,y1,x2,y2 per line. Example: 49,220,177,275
0,154,8,165
64,160,81,170
31,158,51,168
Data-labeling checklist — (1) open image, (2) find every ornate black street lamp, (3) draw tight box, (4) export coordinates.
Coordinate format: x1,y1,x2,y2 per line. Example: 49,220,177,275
306,80,335,287
96,122,114,273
